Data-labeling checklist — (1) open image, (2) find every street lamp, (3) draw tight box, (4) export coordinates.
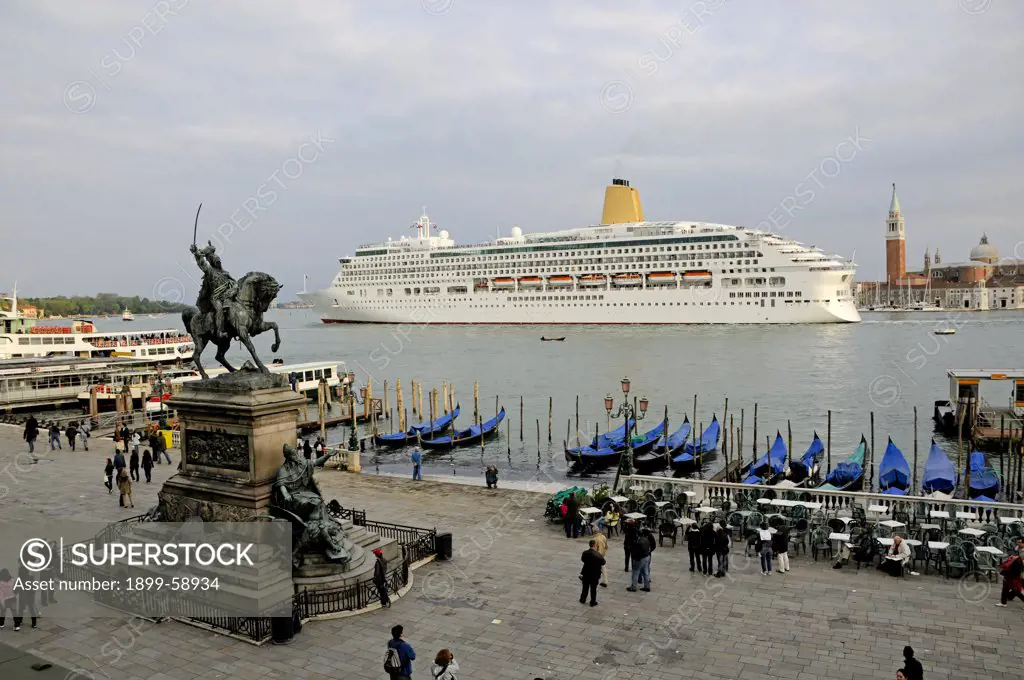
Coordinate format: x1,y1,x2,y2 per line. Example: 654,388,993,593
607,377,648,492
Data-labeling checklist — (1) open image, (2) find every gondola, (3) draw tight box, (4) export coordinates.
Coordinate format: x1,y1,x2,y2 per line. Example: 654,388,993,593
741,431,787,485
420,408,505,450
568,421,666,472
785,432,824,487
878,437,911,495
540,337,565,342
816,436,867,491
638,417,691,474
374,404,461,448
564,418,636,460
921,439,957,496
967,450,1000,501
670,416,719,472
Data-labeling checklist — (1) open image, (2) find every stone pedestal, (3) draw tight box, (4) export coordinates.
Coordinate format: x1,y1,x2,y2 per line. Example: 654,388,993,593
158,370,306,522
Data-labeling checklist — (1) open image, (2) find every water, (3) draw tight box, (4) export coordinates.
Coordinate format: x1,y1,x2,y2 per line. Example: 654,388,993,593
92,309,1024,488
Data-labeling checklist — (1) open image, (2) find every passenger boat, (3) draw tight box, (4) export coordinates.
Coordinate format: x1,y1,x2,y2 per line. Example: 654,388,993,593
121,308,134,321
518,276,542,288
421,407,505,449
612,273,643,287
1,286,192,361
967,451,1000,501
168,361,349,402
374,404,460,448
921,439,957,496
547,275,574,288
578,274,606,288
784,432,824,487
878,437,911,495
741,432,787,485
816,436,868,491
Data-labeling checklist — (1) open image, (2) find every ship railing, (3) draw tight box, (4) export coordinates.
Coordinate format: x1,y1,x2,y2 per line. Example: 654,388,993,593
622,474,1024,522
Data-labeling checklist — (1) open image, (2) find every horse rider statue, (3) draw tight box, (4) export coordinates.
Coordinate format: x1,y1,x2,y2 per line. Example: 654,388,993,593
190,241,237,340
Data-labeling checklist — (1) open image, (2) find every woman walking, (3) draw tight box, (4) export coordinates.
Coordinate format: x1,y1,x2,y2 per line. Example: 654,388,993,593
758,523,774,576
430,648,459,679
117,468,135,508
104,458,115,493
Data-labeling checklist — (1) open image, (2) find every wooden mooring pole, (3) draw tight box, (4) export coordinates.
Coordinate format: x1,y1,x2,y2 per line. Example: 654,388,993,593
912,406,918,496
752,403,758,462
869,411,875,493
722,397,729,463
548,396,553,443
826,410,832,475
519,396,524,441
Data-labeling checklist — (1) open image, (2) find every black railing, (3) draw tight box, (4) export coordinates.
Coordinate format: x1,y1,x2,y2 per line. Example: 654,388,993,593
294,562,407,618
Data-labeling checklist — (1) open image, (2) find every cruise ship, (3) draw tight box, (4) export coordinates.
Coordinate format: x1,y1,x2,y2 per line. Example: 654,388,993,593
300,180,860,324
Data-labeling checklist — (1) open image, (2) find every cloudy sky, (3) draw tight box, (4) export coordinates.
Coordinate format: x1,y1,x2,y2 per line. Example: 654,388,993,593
2,0,1021,302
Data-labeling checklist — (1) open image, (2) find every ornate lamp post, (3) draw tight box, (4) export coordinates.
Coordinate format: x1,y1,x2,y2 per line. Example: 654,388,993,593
608,376,649,493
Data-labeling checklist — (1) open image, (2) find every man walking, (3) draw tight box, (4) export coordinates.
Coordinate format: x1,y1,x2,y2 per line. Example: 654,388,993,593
154,431,171,464
66,422,78,451
49,423,62,451
900,646,923,680
580,539,606,607
23,415,38,454
685,522,701,572
79,418,90,451
410,448,423,481
627,528,652,592
372,549,390,609
385,624,416,680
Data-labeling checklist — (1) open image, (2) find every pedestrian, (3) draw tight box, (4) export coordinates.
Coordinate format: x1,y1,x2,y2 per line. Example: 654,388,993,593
563,492,580,539
641,525,657,574
485,464,498,489
117,468,134,508
373,548,390,609
131,430,141,457
148,430,160,460
579,538,606,606
120,425,130,453
627,526,652,592
303,439,313,460
129,448,140,482
714,524,732,577
699,521,717,575
114,449,126,475
758,523,774,576
155,431,171,464
772,524,791,573
49,423,62,450
592,530,609,588
623,518,638,571
900,646,923,680
411,448,423,481
384,624,416,680
79,418,90,450
430,649,459,680
0,568,15,629
685,522,701,572
996,548,1023,607
104,458,115,493
23,415,38,454
141,449,153,483
13,563,38,630
66,422,78,451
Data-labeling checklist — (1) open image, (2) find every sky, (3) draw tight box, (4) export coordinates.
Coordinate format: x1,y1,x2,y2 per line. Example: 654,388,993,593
1,0,1022,303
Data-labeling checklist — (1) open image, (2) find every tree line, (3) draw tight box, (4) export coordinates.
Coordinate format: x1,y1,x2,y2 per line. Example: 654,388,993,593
23,293,189,317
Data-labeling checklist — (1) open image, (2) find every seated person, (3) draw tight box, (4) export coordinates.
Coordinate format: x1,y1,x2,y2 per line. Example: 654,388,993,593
596,506,620,533
878,535,911,577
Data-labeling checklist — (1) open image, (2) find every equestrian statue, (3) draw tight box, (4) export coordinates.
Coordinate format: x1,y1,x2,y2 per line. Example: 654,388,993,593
181,204,283,379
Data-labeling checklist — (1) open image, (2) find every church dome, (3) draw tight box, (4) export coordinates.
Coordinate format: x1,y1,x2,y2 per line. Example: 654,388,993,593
969,234,999,263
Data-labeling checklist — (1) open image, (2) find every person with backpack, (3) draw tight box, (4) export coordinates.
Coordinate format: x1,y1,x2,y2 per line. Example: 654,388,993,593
66,422,78,451
430,648,459,680
385,624,416,679
626,528,652,592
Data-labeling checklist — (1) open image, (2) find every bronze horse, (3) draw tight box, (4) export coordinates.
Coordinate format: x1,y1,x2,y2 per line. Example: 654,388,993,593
181,271,282,379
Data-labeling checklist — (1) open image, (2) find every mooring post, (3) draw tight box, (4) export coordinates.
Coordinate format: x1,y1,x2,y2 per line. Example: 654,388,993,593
869,411,875,493
548,396,553,443
826,410,832,475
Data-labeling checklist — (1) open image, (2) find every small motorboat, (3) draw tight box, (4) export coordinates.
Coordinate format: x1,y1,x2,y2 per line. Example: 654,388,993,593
934,328,956,335
540,337,566,342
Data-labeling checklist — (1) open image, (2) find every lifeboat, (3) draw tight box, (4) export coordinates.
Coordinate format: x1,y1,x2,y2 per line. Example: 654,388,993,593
612,273,643,287
492,277,516,289
682,270,712,279
547,275,574,288
578,274,606,288
647,271,677,286
518,276,543,288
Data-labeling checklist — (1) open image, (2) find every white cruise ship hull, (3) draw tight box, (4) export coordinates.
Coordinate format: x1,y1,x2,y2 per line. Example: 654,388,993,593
300,288,860,324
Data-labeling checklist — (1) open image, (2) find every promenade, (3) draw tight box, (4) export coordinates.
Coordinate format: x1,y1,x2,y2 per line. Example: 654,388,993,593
0,424,1020,680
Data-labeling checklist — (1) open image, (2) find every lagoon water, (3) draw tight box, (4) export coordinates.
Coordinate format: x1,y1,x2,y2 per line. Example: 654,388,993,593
104,309,1024,487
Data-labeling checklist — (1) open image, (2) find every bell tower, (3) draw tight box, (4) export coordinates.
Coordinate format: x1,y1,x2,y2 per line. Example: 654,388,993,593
885,183,906,284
